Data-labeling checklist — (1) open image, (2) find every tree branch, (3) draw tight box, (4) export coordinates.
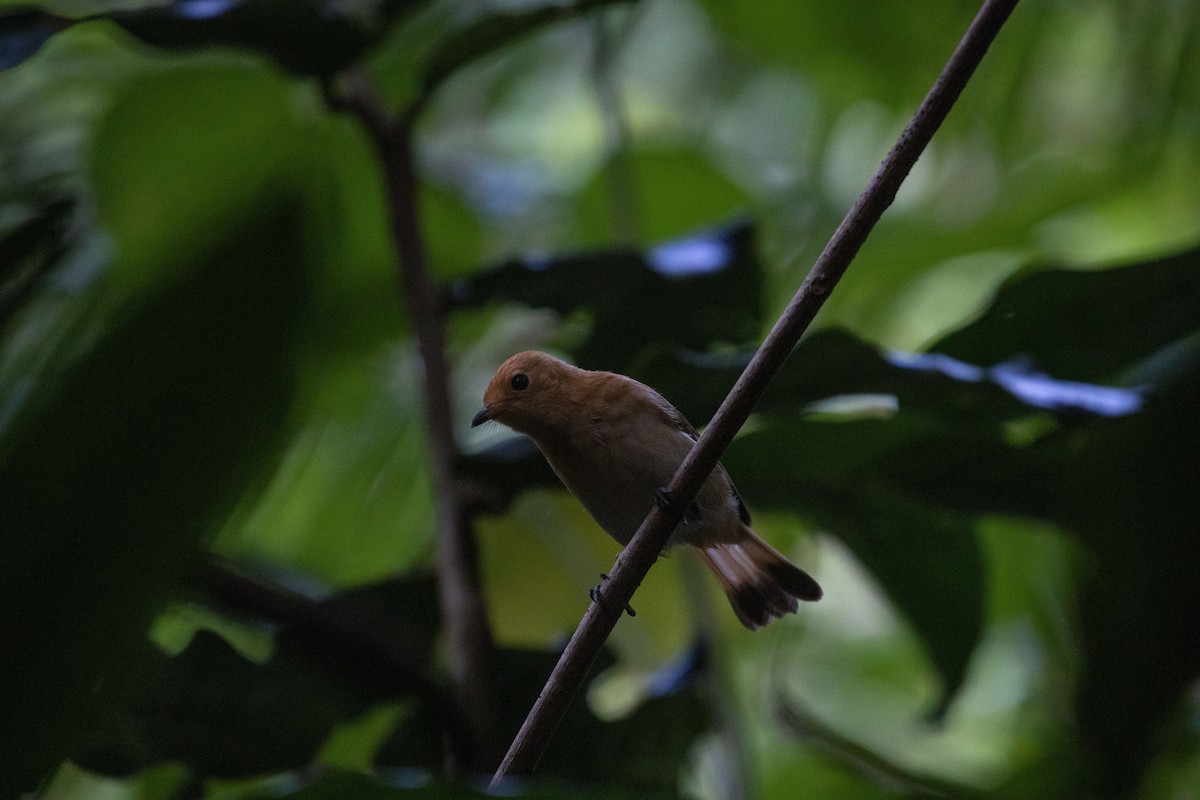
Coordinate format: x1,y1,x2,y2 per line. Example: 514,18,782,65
490,0,1020,785
590,8,644,246
321,1,645,772
330,70,501,773
194,556,476,765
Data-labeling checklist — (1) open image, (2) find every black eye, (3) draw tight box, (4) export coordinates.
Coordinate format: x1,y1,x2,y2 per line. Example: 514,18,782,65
510,373,529,391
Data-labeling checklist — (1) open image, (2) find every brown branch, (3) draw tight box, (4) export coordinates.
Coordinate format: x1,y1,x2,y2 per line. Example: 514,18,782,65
330,70,500,773
490,0,1021,785
319,1,650,774
590,8,644,246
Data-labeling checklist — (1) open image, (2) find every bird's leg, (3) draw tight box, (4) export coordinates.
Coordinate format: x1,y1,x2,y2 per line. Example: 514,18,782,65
590,573,635,617
655,487,674,511
656,487,701,525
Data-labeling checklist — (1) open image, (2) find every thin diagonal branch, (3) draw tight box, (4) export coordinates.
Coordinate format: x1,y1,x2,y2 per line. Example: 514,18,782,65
490,0,1020,785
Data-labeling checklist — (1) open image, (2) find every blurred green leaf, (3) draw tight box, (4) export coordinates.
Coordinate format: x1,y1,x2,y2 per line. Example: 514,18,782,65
88,54,298,277
633,328,1141,430
253,768,680,800
696,0,979,114
448,221,762,370
1,0,429,77
418,0,633,101
81,630,369,778
1042,352,1200,799
106,0,423,79
514,648,707,790
0,196,74,325
0,200,308,796
902,247,1200,795
77,567,452,780
933,247,1200,383
572,148,753,246
725,417,986,713
383,645,706,793
457,435,558,516
0,5,72,70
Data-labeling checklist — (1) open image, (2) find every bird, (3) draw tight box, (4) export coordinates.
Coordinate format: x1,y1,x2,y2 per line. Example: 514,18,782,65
471,350,821,629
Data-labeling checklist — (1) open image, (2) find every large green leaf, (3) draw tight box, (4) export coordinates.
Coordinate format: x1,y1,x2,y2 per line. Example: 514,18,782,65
632,328,1138,431
417,0,634,101
933,247,1200,383
0,201,308,797
696,1,980,115
0,196,75,326
571,148,754,247
1036,348,1200,799
76,567,450,780
907,248,1200,796
723,416,987,714
448,221,763,370
0,0,431,77
382,644,707,793
0,6,72,70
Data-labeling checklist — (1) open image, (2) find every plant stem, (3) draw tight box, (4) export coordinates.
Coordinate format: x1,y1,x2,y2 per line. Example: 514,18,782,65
590,8,644,246
332,70,500,773
490,0,1021,785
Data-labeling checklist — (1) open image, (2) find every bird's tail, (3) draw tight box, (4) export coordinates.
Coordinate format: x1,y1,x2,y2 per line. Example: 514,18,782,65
698,528,821,629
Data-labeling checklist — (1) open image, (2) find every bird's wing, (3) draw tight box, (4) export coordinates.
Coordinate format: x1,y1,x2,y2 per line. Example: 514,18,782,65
654,391,752,526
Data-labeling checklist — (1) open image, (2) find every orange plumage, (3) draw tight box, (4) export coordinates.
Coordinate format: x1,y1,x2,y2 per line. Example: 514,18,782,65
472,351,821,629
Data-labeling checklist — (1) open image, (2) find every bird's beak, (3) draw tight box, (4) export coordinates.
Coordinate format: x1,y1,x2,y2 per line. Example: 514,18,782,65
471,405,494,428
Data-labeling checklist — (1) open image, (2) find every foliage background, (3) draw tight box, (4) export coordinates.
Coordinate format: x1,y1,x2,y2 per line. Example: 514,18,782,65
1,1,1198,799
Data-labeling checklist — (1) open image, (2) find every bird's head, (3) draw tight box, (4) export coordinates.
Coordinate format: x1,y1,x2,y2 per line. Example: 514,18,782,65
471,350,580,435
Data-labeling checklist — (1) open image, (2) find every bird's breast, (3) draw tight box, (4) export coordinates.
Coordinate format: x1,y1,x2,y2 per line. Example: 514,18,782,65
533,416,729,546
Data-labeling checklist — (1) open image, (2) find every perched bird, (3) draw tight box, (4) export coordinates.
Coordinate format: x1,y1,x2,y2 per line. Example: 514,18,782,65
471,350,821,629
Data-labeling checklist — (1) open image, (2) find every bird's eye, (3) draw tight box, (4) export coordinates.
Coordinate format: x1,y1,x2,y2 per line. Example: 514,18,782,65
510,373,530,391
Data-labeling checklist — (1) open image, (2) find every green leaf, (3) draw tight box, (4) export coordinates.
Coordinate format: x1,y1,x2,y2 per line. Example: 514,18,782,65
76,568,447,779
1,0,425,78
0,196,75,325
571,148,753,246
81,631,367,778
254,768,681,800
382,646,706,793
932,247,1200,383
696,1,979,114
448,221,763,370
457,436,559,516
1040,351,1200,798
104,0,378,78
908,249,1200,794
632,327,1138,430
0,6,73,71
0,200,308,796
419,0,633,100
510,649,707,790
724,417,986,713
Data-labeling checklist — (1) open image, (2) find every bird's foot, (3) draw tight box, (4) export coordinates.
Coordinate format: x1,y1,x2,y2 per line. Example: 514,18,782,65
655,487,674,511
656,486,701,525
590,573,636,617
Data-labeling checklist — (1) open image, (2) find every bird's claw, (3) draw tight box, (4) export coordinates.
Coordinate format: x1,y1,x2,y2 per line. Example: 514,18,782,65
591,573,636,617
655,487,674,511
656,486,700,525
